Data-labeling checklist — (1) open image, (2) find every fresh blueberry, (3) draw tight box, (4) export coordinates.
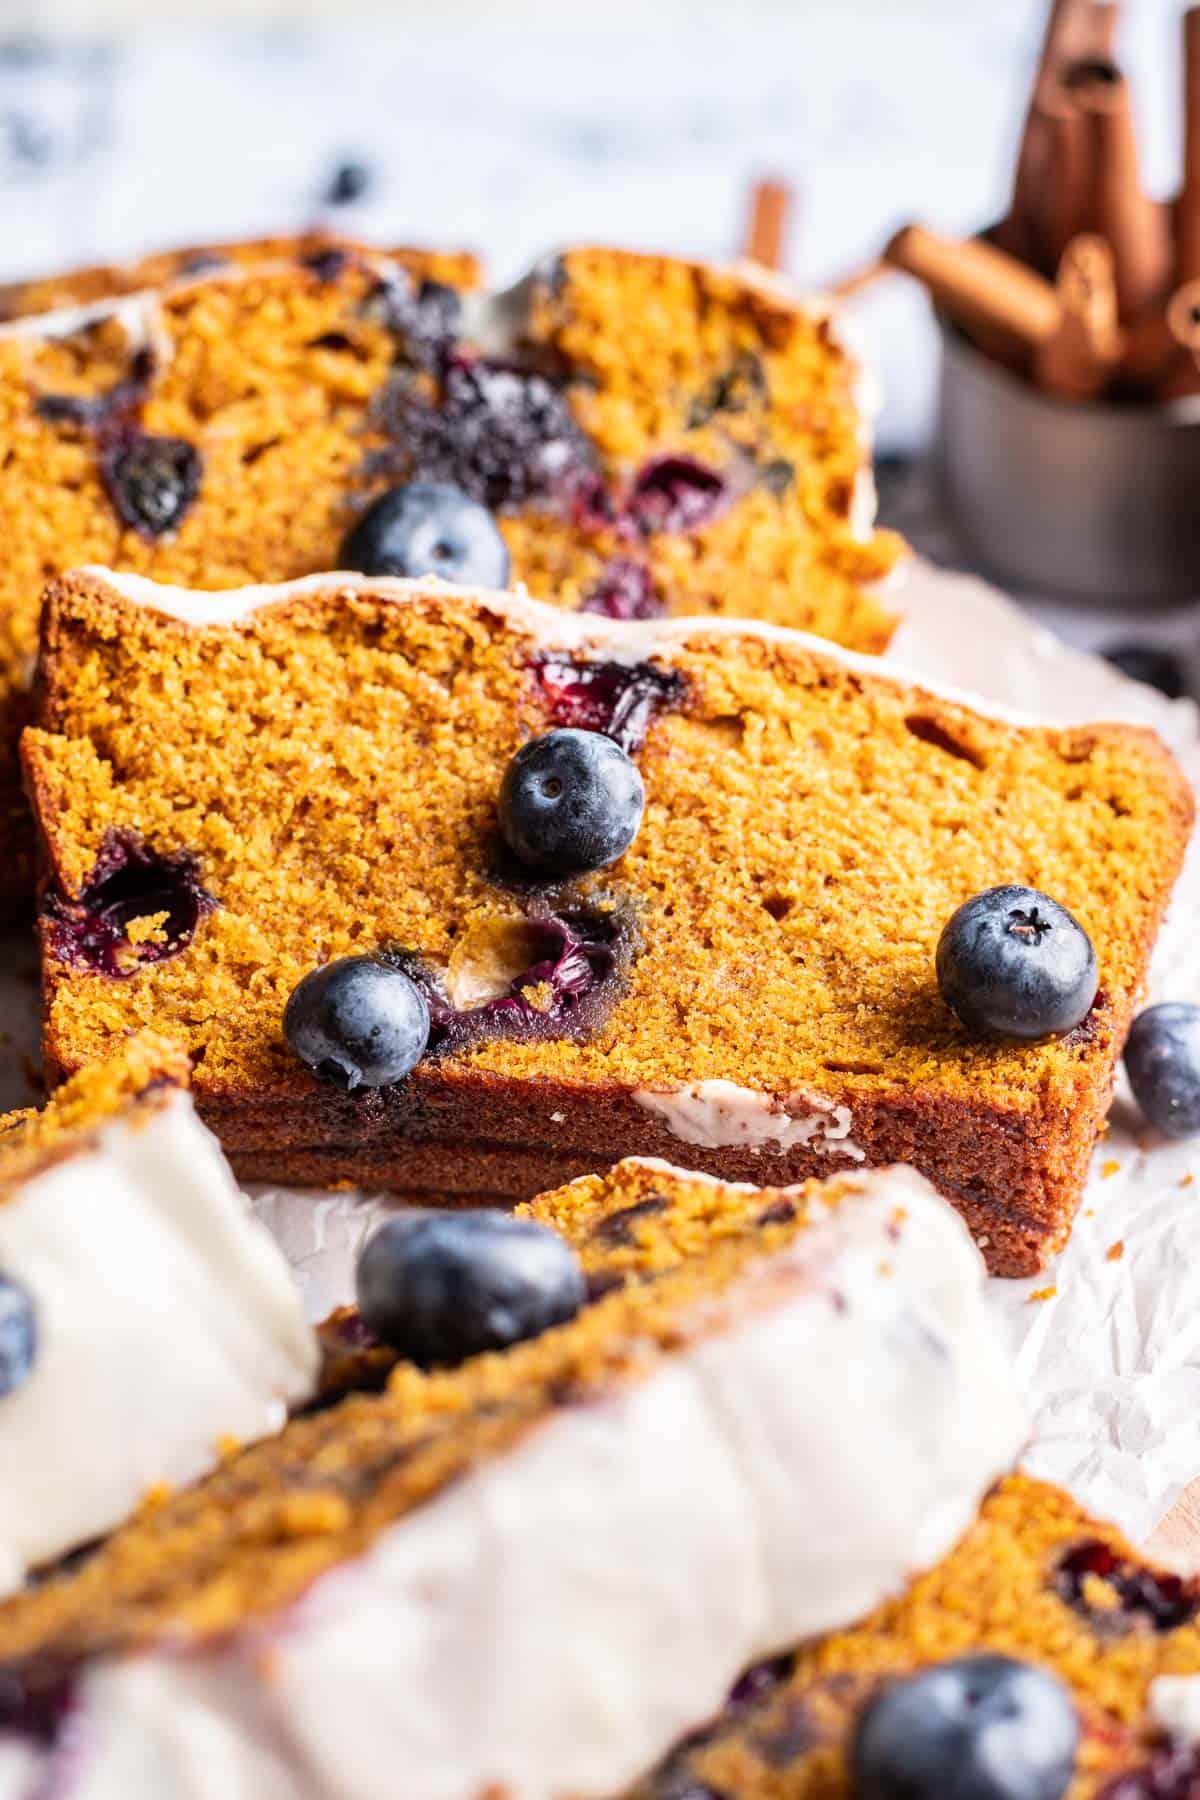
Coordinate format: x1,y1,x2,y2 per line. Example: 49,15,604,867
851,1654,1078,1800
339,482,510,587
355,1211,586,1365
1124,1003,1200,1137
498,728,645,874
0,1275,36,1400
936,886,1097,1041
284,956,430,1091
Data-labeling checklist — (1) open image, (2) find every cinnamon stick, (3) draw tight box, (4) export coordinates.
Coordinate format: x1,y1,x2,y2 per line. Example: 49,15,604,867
1047,0,1120,68
1118,308,1177,386
1159,279,1200,398
885,224,1061,359
993,0,1081,262
1118,280,1200,395
996,0,1121,270
1034,234,1121,398
1074,62,1170,319
1029,91,1092,272
1167,279,1200,350
1180,9,1200,281
827,256,888,300
743,178,792,271
1158,349,1200,401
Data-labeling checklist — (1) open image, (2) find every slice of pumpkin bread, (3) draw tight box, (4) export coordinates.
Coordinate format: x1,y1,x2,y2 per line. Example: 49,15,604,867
0,1030,317,1597
24,570,1192,1274
0,243,899,913
0,1158,1022,1800
629,1472,1200,1800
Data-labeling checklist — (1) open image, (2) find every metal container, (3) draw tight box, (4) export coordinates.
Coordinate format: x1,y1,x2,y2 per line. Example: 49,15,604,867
935,319,1200,605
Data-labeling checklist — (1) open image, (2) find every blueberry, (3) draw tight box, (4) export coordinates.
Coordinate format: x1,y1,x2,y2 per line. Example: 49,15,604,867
579,558,663,621
0,1275,36,1400
936,886,1097,1041
284,956,430,1091
43,829,216,978
851,1654,1078,1800
302,247,349,283
535,656,685,754
355,1211,585,1365
498,728,645,874
1054,1538,1197,1632
378,275,463,367
339,482,510,587
624,454,730,536
101,431,201,538
379,356,594,512
1124,1003,1200,1137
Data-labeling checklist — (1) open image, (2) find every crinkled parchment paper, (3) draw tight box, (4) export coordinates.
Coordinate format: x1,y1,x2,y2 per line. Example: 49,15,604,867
4,558,1198,1545
894,563,1200,1546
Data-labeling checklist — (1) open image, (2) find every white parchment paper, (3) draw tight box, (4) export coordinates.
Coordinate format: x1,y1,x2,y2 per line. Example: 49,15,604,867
896,563,1200,1546
3,557,1198,1545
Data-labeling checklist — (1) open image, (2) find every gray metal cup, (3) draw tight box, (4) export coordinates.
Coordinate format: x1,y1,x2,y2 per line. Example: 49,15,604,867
935,318,1200,605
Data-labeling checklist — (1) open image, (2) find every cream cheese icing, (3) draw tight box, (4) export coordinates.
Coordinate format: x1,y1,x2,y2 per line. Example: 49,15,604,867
1149,1673,1200,1747
0,1090,318,1595
2,1166,1024,1800
634,1078,866,1161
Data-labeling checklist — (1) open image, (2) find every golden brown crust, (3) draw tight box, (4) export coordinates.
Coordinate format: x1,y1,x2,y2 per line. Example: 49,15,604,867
24,573,1193,1273
0,234,482,320
219,1092,1087,1279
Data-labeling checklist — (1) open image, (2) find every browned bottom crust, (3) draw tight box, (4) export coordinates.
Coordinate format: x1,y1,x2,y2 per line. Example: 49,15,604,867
217,1069,1099,1277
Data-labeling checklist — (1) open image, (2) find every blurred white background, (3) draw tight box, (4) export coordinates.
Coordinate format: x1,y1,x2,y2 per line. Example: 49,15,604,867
0,0,1189,449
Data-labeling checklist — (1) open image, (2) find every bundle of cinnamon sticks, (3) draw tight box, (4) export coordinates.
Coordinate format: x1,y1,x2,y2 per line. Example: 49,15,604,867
884,0,1200,404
